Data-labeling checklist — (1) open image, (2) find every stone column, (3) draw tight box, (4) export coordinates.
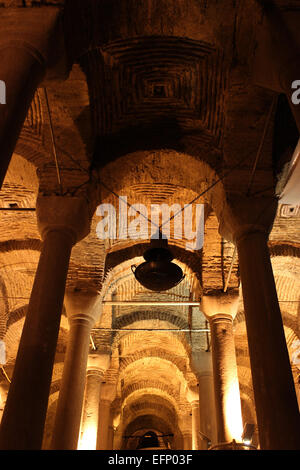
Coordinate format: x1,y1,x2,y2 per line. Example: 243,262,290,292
220,196,300,449
201,291,243,445
191,401,200,450
107,411,115,450
97,384,117,450
0,8,65,188
190,351,217,449
78,354,111,450
186,387,200,450
0,195,90,450
182,432,192,450
51,293,102,450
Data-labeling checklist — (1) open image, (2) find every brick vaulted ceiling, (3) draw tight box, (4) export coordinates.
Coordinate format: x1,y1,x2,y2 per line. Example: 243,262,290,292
0,0,300,449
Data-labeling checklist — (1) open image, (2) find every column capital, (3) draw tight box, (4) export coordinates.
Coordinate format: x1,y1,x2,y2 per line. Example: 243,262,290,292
186,387,199,405
219,195,278,243
87,353,111,375
100,383,118,403
37,195,91,244
201,289,240,321
64,290,101,326
190,351,213,378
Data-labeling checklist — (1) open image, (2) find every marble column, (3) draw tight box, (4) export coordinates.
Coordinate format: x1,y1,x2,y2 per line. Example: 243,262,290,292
182,432,192,450
51,293,101,450
191,401,200,450
220,196,300,449
107,411,115,450
78,354,111,450
0,8,64,188
0,195,90,450
237,230,300,449
201,291,243,445
97,384,117,450
191,351,217,449
186,387,200,450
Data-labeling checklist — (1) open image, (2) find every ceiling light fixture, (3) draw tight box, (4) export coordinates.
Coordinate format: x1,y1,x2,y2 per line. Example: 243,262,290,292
131,233,184,292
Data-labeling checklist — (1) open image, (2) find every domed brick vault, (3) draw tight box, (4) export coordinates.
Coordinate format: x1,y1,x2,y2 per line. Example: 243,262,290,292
0,0,299,451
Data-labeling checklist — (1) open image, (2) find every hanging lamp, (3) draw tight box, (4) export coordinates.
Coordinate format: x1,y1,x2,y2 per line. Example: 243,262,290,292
131,232,184,292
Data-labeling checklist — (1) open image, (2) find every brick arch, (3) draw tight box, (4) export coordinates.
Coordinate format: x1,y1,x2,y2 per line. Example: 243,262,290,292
119,347,188,376
96,150,226,223
122,380,180,403
123,398,177,429
0,274,9,339
122,414,176,450
112,328,191,358
269,242,300,258
121,386,181,419
6,305,28,329
113,310,189,331
124,393,177,416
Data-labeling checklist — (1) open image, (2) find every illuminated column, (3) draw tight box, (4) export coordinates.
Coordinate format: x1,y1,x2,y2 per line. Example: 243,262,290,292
51,293,101,450
191,402,200,450
179,411,192,450
237,231,300,449
191,351,217,449
79,354,111,450
219,196,300,449
201,290,243,445
0,8,64,187
107,411,115,450
182,432,192,450
0,196,90,450
97,383,117,450
186,388,200,450
220,196,300,449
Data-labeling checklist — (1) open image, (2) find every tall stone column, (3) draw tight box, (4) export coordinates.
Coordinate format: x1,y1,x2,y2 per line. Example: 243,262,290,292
97,383,117,450
182,432,192,450
107,411,115,450
78,354,111,450
179,411,192,450
191,401,200,450
186,387,200,450
220,196,300,449
0,8,65,188
190,351,217,449
51,293,102,450
0,195,90,450
201,291,243,445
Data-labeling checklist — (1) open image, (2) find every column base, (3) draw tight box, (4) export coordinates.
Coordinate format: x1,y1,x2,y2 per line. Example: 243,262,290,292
209,440,256,450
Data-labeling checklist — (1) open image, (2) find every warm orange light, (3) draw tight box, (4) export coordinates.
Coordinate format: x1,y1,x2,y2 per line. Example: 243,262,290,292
224,377,243,441
78,424,98,450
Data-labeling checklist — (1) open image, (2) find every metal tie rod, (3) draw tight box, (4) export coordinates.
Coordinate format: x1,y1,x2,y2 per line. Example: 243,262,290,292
102,301,201,306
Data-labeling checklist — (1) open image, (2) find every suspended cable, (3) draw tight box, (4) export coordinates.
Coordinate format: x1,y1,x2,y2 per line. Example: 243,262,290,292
247,96,277,196
43,87,63,195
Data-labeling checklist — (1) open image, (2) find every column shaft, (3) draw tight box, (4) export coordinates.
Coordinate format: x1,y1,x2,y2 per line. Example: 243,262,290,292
51,316,93,450
97,399,112,450
0,45,44,187
0,229,73,449
210,315,243,444
191,401,200,450
237,231,300,449
79,370,103,450
198,373,217,449
182,432,192,450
